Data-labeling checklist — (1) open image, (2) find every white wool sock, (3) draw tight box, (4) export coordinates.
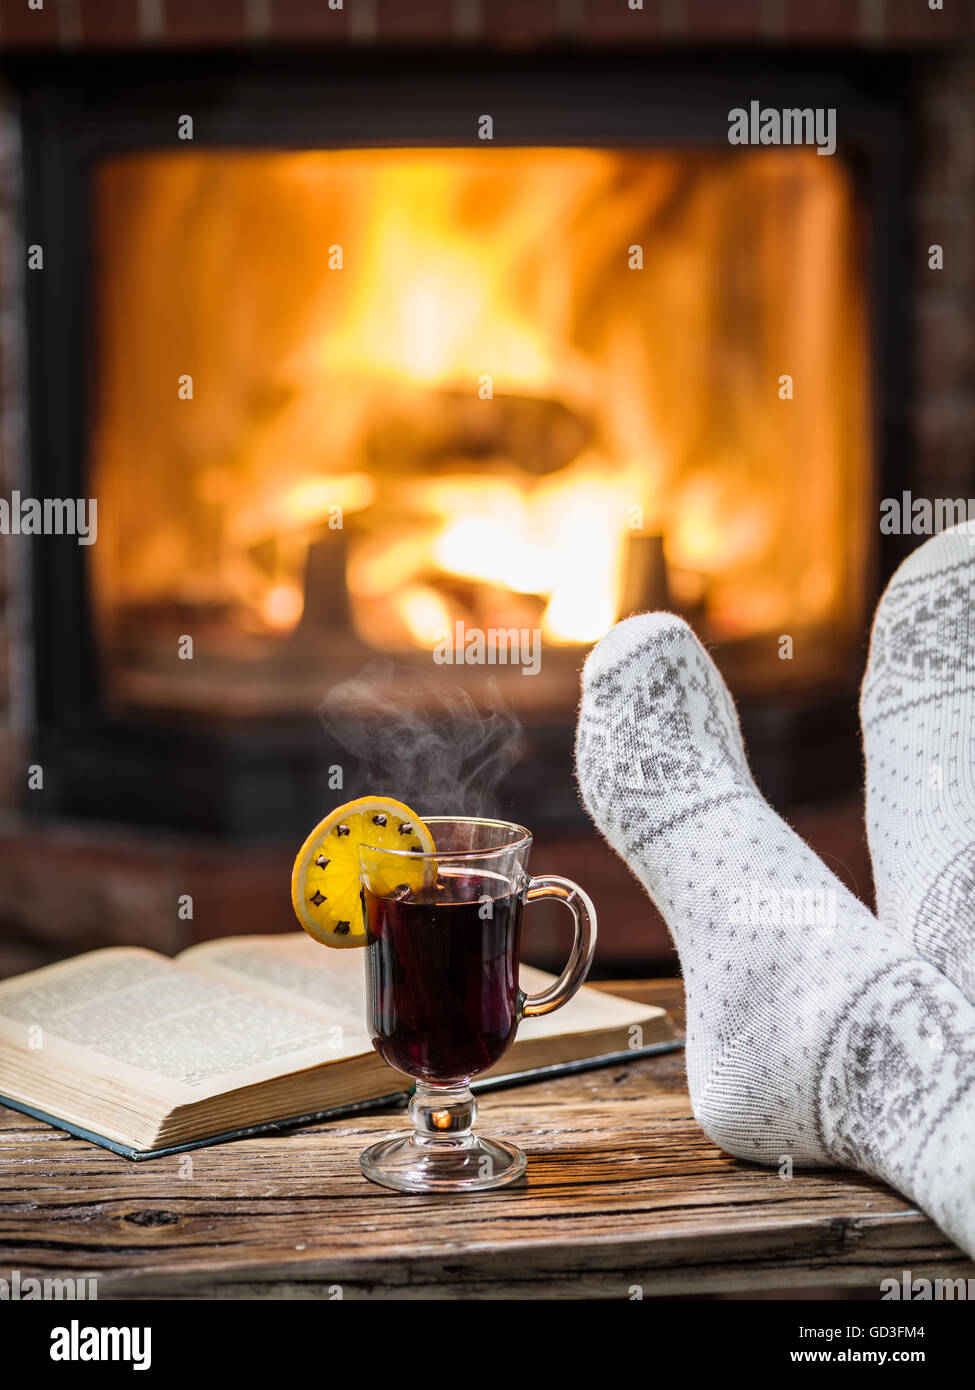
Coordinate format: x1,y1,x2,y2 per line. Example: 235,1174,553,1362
861,521,975,1003
576,612,975,1258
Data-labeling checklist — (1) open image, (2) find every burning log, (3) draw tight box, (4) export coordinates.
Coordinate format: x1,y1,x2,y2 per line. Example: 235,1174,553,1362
363,388,592,477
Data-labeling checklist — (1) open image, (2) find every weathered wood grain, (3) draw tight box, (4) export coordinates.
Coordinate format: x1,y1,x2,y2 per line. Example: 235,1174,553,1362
0,981,971,1299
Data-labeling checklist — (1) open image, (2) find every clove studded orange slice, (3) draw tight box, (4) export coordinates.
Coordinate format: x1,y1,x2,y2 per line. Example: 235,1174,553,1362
291,797,436,948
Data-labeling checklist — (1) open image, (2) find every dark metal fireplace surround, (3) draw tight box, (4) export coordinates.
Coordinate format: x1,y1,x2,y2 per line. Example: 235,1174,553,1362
14,49,911,840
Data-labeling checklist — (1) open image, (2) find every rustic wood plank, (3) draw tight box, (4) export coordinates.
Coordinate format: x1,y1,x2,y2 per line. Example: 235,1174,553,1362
0,980,971,1299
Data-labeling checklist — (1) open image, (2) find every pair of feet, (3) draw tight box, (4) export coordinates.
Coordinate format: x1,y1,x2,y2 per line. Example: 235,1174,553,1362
576,522,975,1258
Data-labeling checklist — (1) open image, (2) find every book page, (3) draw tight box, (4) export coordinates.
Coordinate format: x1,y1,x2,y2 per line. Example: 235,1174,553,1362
179,933,367,1024
181,934,662,1042
514,964,662,1041
0,947,373,1102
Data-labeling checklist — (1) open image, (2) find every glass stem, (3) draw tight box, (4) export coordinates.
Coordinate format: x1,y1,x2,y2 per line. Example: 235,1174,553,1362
409,1081,477,1148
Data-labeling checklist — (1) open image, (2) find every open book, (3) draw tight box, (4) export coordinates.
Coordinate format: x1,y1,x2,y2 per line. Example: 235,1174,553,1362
0,934,680,1158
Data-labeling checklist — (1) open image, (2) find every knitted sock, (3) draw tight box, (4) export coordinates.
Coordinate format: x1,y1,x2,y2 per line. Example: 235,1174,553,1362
861,521,975,1003
576,612,975,1258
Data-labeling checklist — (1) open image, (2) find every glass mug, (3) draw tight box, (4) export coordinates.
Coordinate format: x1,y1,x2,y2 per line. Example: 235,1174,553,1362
358,817,596,1192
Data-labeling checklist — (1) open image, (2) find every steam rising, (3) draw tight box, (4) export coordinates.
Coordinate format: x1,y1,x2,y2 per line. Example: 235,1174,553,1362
320,661,524,818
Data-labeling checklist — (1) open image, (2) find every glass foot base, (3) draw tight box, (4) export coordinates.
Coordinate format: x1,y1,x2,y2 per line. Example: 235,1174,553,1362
360,1133,527,1193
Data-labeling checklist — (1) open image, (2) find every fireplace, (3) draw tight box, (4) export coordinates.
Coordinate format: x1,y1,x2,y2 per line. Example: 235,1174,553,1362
17,52,906,840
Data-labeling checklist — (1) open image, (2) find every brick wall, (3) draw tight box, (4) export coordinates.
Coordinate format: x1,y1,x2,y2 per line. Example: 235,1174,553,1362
0,0,972,49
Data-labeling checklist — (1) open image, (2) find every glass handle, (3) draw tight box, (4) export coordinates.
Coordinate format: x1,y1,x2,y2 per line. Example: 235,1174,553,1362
517,875,597,1019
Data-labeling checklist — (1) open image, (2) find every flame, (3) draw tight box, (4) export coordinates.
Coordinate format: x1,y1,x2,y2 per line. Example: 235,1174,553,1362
539,472,628,644
91,146,871,678
666,472,771,573
308,162,575,395
231,472,376,545
259,582,304,631
279,473,375,527
399,586,453,646
432,515,552,594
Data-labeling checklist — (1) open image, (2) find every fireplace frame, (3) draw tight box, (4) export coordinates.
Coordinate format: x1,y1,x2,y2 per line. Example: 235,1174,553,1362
11,48,913,837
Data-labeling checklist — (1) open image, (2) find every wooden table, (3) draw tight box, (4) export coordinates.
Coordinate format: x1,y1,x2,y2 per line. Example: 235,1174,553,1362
1,981,972,1299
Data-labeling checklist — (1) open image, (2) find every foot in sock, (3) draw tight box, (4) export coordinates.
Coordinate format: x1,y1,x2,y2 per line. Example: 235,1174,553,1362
861,520,975,1002
576,612,975,1258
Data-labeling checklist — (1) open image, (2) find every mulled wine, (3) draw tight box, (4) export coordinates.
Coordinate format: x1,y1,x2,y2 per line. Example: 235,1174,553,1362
364,867,523,1083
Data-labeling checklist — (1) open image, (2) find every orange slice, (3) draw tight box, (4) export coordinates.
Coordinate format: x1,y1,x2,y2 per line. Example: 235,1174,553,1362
291,796,436,949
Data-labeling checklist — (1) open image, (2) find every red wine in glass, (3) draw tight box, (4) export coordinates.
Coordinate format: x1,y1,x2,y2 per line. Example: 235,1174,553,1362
357,814,596,1193
364,867,523,1083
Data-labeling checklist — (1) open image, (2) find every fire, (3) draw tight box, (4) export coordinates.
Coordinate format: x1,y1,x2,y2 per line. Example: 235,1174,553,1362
434,515,551,594
539,472,628,644
259,582,304,632
91,145,871,696
665,472,772,574
345,463,634,649
309,161,568,394
399,586,453,647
